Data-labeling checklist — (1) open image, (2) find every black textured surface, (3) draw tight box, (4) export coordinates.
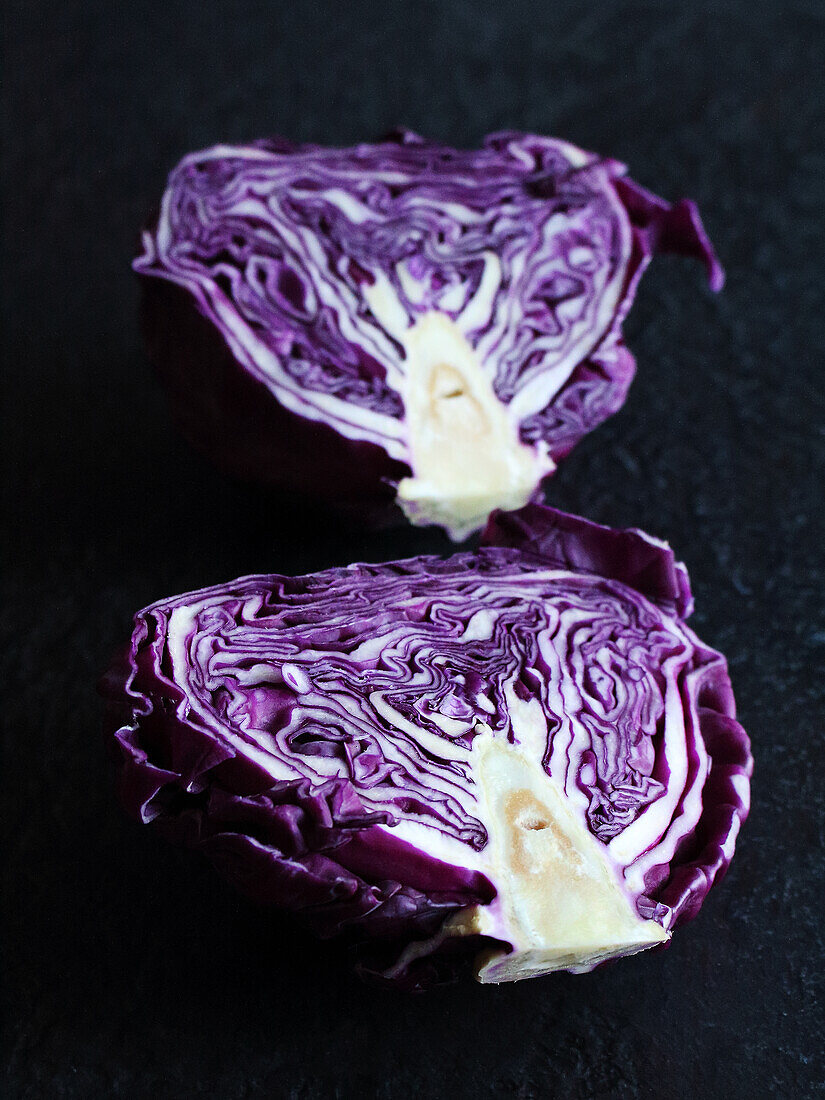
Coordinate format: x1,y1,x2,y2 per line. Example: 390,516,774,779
3,2,824,1097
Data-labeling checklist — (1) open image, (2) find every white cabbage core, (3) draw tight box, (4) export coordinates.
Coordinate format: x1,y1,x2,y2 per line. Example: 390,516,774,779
395,312,553,539
465,730,668,982
363,276,554,540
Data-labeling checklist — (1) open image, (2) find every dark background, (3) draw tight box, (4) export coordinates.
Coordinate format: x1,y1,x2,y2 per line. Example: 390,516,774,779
3,1,824,1096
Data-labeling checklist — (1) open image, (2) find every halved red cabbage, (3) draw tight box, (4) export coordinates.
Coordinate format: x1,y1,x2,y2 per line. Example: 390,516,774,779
135,132,722,539
101,505,751,988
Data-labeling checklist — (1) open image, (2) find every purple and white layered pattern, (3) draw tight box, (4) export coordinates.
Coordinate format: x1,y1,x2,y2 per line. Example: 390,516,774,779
135,132,723,539
102,506,751,988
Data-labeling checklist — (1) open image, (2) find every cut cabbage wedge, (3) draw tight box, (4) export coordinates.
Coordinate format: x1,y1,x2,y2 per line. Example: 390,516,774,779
105,502,751,989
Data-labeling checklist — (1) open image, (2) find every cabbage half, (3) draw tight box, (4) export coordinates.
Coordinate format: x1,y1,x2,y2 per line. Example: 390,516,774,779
135,132,722,539
102,505,751,987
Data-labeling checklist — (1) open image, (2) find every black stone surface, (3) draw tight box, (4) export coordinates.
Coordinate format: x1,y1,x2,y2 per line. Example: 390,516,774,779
3,2,824,1096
